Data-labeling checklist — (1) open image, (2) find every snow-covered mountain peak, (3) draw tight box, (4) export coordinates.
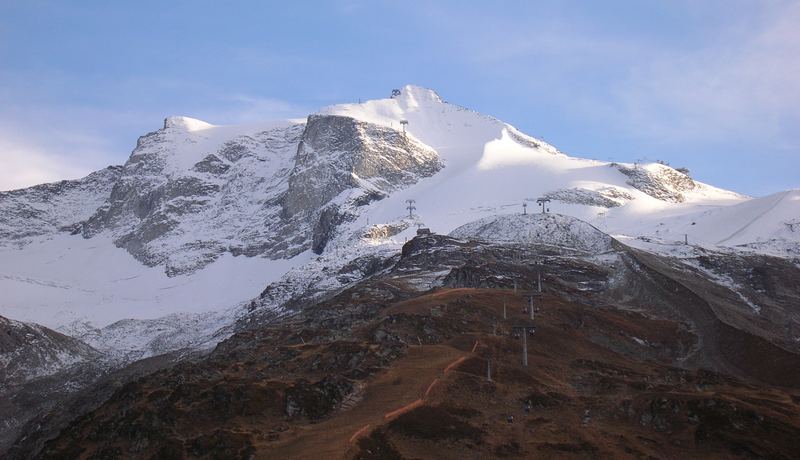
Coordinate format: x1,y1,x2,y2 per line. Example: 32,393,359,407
320,84,564,179
3,87,800,458
162,115,215,131
395,84,444,106
1,84,797,342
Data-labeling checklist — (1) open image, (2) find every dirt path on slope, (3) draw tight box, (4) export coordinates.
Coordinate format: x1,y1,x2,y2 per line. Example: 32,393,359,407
255,344,466,459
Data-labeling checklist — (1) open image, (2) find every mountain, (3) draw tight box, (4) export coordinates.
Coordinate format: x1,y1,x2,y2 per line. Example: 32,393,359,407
0,166,122,249
19,231,800,459
0,315,103,451
0,315,100,386
3,86,795,337
1,85,799,457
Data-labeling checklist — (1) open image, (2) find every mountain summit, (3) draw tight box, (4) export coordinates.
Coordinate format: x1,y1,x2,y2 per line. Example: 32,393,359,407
0,85,796,333
2,85,800,458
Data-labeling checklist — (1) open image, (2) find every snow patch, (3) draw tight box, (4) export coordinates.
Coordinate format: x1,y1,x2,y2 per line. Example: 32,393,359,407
163,116,215,131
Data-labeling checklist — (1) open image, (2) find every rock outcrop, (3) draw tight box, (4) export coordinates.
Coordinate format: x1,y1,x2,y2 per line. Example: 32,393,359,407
282,115,441,218
62,115,441,274
542,187,633,208
0,315,100,386
0,166,122,248
613,162,697,202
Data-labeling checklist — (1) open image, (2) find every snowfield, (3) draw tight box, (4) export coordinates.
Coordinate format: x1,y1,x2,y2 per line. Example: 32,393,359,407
0,234,310,330
1,84,798,361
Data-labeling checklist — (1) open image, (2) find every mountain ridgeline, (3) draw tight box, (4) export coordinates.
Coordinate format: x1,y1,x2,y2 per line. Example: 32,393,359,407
57,114,438,276
1,85,799,458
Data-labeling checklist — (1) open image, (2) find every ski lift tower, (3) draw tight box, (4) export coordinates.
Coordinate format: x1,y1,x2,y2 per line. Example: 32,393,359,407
405,199,416,219
522,202,527,215
525,294,536,320
399,120,408,139
511,324,536,366
531,259,543,293
536,198,551,214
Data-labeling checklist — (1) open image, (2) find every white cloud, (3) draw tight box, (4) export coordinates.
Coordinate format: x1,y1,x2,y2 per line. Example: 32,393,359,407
406,1,799,151
0,92,311,191
0,106,143,191
0,135,93,191
608,2,800,144
201,94,311,124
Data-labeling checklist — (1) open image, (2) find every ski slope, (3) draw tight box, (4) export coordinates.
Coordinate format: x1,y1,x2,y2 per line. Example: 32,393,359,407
611,189,799,254
322,86,777,251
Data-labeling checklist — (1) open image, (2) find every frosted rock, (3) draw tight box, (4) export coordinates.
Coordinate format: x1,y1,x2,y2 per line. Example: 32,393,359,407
450,213,615,253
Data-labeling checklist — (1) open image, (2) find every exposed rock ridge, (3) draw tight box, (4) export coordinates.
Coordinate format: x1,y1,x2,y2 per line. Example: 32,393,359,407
77,123,305,274
542,187,634,208
65,114,440,274
613,163,697,202
0,166,122,248
282,114,441,218
283,114,442,254
0,315,100,386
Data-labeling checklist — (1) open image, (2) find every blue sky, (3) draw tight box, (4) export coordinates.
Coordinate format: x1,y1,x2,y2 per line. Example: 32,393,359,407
1,0,797,195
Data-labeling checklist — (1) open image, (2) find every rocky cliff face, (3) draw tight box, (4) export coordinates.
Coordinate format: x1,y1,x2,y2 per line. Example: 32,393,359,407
613,162,700,203
0,166,122,248
283,115,441,254
283,115,440,218
65,114,440,275
76,121,305,274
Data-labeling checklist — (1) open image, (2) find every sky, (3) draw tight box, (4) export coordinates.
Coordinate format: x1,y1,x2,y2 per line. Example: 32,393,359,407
0,0,797,195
